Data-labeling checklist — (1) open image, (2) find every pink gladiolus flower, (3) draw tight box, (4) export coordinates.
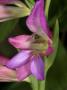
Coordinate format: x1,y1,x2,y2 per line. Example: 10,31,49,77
6,33,50,80
6,0,53,80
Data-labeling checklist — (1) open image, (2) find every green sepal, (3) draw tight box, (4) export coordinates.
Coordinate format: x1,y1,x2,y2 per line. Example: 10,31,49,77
45,19,59,73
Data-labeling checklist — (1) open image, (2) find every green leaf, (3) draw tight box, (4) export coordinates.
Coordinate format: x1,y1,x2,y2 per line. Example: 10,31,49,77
45,19,59,73
45,0,52,18
46,42,67,90
48,0,67,29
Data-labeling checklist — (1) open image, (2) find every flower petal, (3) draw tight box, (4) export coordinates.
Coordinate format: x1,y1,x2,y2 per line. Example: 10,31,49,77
16,61,31,80
8,35,33,49
0,66,17,81
45,41,53,55
26,0,51,40
0,5,30,22
6,50,31,69
41,41,53,56
30,55,44,80
45,45,53,56
0,6,13,18
0,55,8,65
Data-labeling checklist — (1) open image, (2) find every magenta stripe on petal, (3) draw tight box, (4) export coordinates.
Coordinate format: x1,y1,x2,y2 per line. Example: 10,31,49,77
6,50,31,69
30,55,44,80
16,61,31,80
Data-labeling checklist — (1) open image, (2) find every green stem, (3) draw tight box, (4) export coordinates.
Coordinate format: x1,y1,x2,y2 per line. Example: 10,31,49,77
30,62,46,90
30,76,39,90
30,76,46,90
39,80,46,90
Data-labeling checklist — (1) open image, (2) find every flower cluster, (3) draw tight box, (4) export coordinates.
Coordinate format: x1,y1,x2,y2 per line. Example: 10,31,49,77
0,0,53,81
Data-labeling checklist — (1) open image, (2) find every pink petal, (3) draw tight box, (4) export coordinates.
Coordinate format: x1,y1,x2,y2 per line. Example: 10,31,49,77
41,41,53,56
45,46,54,56
6,50,31,69
30,55,44,80
0,55,8,65
0,6,13,17
26,0,51,38
45,42,53,56
8,35,33,49
0,66,17,81
0,6,25,22
16,61,31,80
